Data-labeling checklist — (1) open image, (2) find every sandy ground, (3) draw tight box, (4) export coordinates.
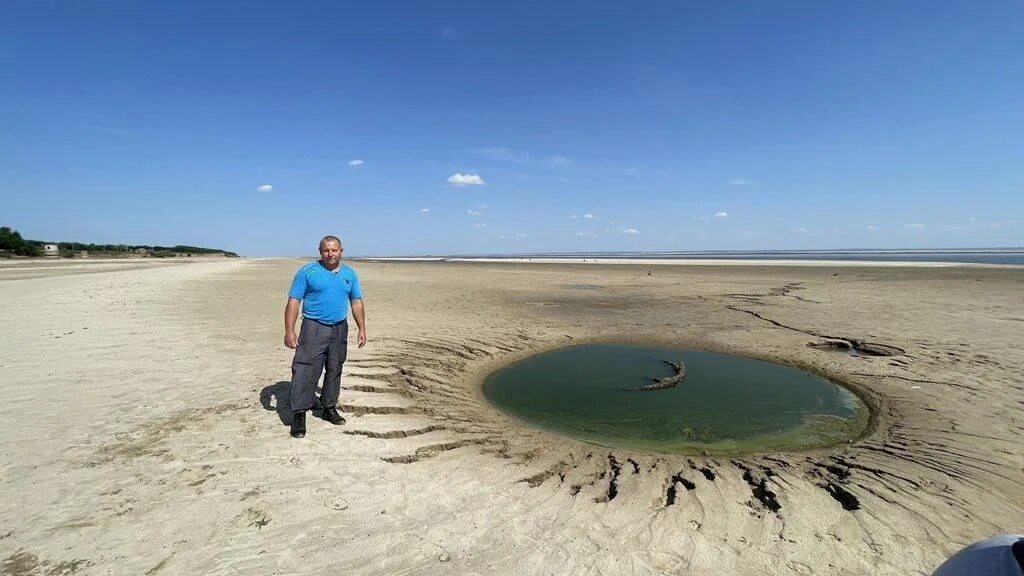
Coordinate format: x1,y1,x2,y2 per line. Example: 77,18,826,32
1,258,1021,575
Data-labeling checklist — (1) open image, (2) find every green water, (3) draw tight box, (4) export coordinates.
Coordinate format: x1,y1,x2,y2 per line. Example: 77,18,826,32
482,344,869,455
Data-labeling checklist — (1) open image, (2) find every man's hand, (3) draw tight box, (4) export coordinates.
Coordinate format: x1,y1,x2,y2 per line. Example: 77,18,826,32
284,298,301,349
351,298,367,348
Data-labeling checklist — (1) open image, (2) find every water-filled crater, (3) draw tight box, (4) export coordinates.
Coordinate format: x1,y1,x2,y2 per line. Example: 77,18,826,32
482,344,870,455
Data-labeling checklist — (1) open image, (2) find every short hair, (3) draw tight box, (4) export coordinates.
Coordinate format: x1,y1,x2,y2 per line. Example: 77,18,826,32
319,235,342,249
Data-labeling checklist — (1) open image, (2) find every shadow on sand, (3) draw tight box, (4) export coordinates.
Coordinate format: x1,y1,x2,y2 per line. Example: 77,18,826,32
259,381,326,426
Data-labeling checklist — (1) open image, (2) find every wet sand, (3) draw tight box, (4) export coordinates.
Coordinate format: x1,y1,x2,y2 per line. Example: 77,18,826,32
1,258,1021,575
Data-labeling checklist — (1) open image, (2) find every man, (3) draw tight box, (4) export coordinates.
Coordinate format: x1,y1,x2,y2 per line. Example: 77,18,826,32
284,235,367,438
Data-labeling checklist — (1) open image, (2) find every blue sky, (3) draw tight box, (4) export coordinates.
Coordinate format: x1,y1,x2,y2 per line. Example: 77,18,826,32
2,1,1022,256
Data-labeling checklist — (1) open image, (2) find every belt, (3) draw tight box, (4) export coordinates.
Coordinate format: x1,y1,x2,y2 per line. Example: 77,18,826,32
305,318,347,327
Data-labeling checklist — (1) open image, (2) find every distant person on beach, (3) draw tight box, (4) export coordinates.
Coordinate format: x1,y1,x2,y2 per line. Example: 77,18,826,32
283,235,367,438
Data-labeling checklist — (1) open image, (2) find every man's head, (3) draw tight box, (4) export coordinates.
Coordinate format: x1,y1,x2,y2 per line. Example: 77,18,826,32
318,235,343,267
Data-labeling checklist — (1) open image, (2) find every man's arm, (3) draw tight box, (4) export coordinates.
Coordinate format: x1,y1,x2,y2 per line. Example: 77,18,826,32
284,297,301,348
351,298,367,348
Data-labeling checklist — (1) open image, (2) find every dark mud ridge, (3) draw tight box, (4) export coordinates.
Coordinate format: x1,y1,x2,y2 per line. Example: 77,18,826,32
625,360,686,391
807,339,904,357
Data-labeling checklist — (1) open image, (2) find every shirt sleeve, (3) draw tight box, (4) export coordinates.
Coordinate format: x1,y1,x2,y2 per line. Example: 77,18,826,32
349,270,363,300
287,268,307,300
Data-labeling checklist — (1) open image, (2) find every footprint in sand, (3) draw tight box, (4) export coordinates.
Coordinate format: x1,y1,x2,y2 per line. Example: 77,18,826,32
315,486,348,511
788,561,813,574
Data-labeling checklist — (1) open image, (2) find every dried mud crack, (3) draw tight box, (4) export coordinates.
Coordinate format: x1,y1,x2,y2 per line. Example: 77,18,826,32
725,305,904,357
665,472,697,506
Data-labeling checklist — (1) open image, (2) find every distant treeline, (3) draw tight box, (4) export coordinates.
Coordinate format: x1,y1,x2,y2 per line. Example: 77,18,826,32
0,227,39,255
0,226,239,258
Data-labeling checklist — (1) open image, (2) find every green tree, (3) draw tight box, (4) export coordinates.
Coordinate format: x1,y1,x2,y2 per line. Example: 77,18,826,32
0,226,42,256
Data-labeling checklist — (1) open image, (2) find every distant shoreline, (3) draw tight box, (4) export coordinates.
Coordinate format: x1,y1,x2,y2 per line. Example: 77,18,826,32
0,256,238,269
356,248,1024,267
357,256,1023,268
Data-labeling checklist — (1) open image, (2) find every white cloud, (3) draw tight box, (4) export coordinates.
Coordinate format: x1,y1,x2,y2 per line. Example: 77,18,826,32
420,208,430,213
583,213,595,219
475,147,525,162
466,210,483,216
940,218,1006,232
347,159,364,166
472,223,487,228
256,184,273,193
74,123,131,136
473,147,573,169
570,214,578,219
905,222,925,230
942,215,1007,230
866,224,880,231
792,227,810,233
729,178,751,186
515,233,527,238
448,173,485,186
544,155,573,168
621,228,640,235
574,232,596,238
715,211,729,218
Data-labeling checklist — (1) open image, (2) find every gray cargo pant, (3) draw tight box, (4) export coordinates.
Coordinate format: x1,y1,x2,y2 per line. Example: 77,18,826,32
289,317,348,413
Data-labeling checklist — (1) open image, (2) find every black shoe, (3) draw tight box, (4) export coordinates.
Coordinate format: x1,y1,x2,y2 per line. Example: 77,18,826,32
290,411,306,438
321,407,346,425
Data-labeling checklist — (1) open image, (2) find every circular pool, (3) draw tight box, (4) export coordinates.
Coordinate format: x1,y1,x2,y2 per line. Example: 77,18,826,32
482,344,869,455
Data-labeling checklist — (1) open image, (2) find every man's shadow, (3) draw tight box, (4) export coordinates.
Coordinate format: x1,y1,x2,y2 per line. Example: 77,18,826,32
259,381,325,426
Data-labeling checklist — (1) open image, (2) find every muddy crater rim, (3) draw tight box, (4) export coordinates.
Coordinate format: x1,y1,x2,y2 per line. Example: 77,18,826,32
481,343,873,456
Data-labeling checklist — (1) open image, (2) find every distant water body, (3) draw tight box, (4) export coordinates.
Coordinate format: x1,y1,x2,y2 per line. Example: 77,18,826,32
392,249,1024,266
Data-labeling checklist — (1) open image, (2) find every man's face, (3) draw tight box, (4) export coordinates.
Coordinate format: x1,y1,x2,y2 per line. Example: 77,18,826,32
319,241,342,265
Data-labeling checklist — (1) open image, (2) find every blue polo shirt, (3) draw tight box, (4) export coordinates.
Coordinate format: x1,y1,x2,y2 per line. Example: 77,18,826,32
287,261,363,324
